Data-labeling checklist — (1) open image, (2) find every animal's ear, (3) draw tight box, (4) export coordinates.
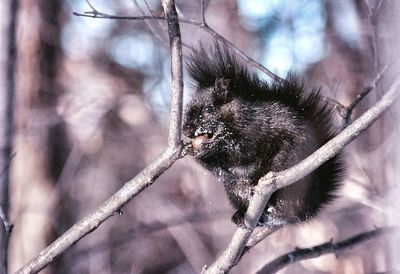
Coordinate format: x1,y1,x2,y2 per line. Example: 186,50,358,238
214,78,231,101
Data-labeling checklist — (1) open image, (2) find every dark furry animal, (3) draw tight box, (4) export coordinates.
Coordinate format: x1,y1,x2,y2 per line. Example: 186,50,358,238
183,44,344,228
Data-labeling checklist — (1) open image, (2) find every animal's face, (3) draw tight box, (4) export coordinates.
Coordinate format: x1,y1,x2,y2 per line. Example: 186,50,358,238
183,79,232,159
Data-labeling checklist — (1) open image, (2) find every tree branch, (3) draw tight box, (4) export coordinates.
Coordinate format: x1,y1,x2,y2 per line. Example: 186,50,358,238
73,4,391,117
72,6,285,83
16,151,182,274
342,65,388,127
15,0,184,273
202,76,400,274
200,0,206,27
162,0,183,148
255,226,398,274
245,226,281,250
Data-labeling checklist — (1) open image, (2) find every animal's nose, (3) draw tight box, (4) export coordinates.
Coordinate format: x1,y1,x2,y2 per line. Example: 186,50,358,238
182,135,192,146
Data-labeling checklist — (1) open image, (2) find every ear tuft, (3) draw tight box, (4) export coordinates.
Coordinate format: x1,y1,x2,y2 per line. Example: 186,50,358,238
186,42,258,94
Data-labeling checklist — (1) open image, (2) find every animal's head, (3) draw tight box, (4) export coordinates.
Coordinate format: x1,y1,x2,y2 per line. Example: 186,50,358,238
183,78,234,158
182,43,260,159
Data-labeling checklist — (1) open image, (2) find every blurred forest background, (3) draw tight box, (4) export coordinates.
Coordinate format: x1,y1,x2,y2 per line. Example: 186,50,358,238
0,0,399,273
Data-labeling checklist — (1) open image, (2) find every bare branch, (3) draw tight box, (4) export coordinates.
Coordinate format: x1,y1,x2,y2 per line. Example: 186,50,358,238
83,0,110,17
162,0,183,148
72,9,285,83
131,0,146,15
200,0,206,27
202,76,400,274
75,5,386,114
255,226,398,274
73,11,165,20
246,226,281,249
132,0,170,48
144,0,158,17
84,0,98,14
342,65,388,127
16,149,181,274
16,0,184,273
197,25,285,84
229,226,281,264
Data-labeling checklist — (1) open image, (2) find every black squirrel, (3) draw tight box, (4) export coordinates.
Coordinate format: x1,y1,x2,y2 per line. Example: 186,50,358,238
183,43,344,228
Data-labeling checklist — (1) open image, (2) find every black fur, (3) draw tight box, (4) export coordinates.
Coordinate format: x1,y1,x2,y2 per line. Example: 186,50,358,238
183,43,344,228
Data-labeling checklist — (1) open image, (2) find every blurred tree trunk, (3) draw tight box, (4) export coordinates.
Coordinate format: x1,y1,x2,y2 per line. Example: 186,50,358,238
372,0,400,270
9,1,68,273
0,0,18,273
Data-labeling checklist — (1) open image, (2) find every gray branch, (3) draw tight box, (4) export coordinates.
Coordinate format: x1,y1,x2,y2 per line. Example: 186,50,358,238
255,226,398,274
15,0,184,273
162,0,183,148
72,7,285,83
341,65,388,128
202,76,400,274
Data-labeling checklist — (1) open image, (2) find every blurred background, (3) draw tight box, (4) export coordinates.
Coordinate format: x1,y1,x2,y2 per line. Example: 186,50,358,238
0,0,399,273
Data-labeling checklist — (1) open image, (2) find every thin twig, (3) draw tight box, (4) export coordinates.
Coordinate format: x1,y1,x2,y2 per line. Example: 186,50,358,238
199,25,285,83
202,76,400,274
135,0,170,48
72,10,285,83
83,0,109,17
255,226,398,274
162,0,183,147
342,65,388,127
132,0,145,15
144,0,157,17
246,226,281,249
200,0,206,27
371,0,384,24
75,11,164,20
16,0,184,273
233,226,281,263
84,0,98,13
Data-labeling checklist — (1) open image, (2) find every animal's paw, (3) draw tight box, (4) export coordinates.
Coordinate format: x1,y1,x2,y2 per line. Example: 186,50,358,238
231,210,246,228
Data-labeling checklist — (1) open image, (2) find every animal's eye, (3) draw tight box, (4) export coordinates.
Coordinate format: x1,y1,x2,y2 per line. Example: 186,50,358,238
204,105,214,113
